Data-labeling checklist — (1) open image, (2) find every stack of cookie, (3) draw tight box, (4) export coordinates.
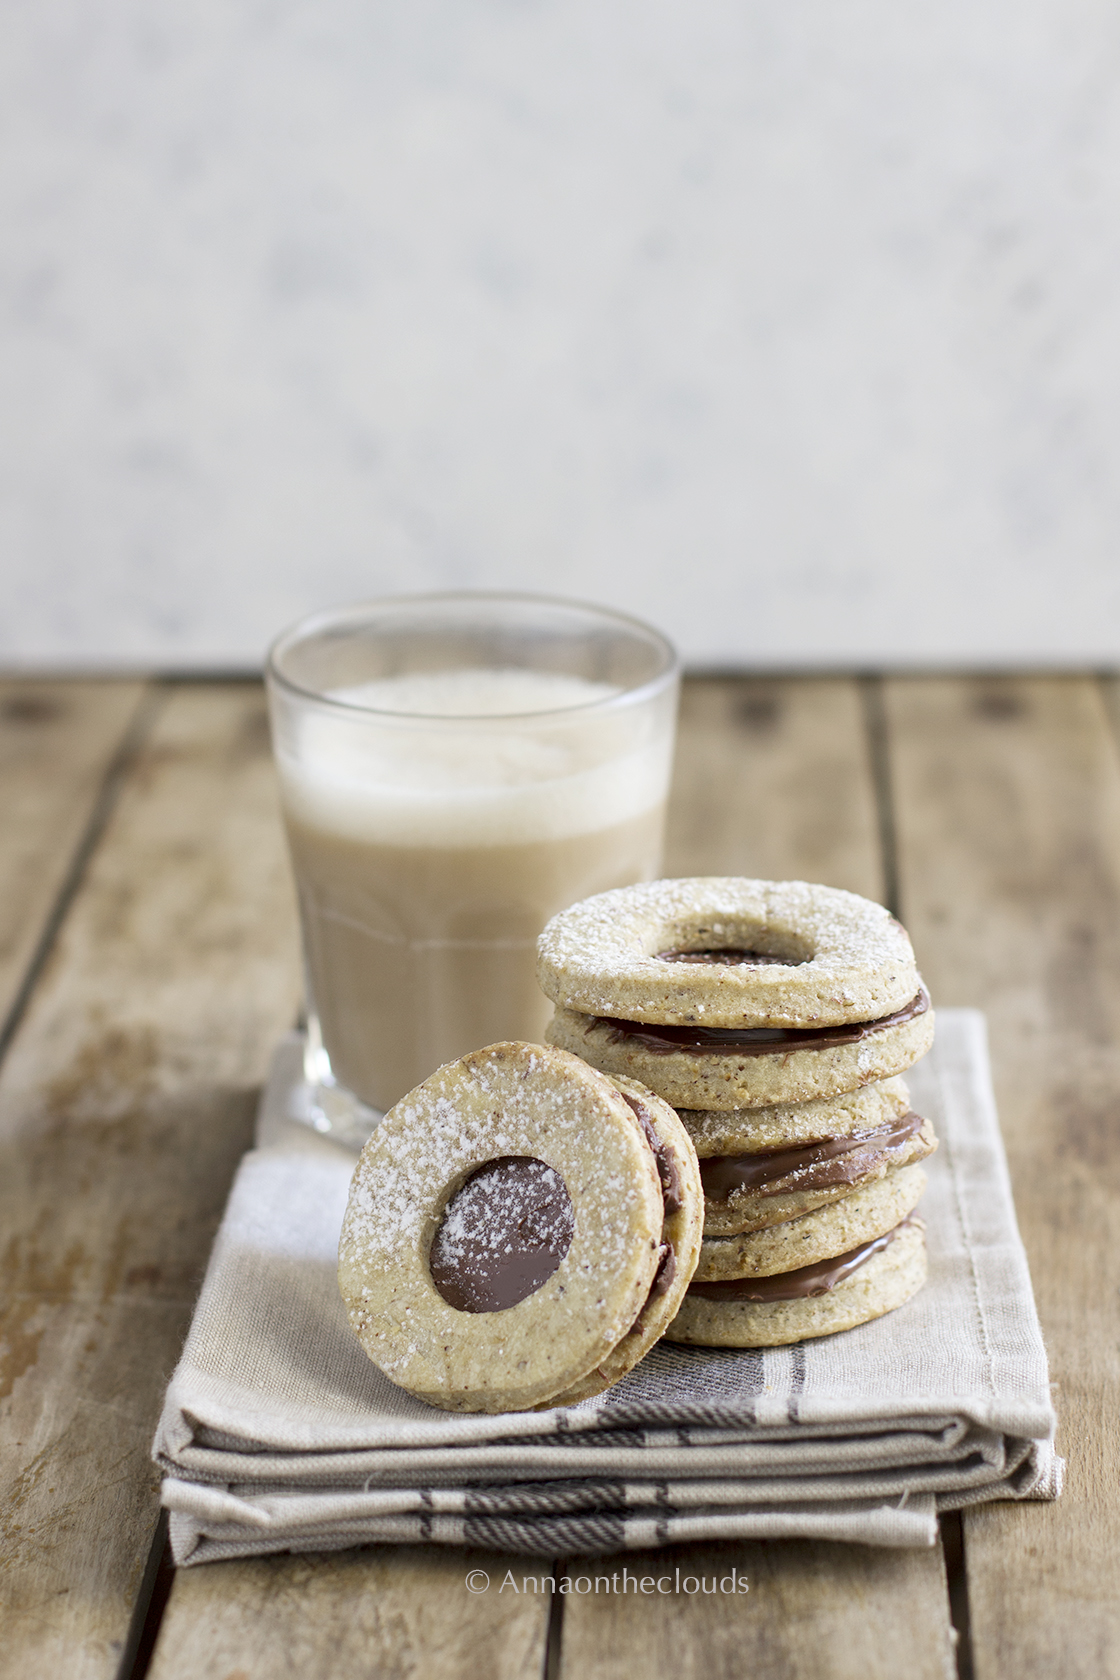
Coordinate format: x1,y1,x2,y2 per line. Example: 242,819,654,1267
537,878,938,1349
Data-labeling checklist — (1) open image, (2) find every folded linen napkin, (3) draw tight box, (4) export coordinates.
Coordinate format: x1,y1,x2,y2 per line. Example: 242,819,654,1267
154,1010,1061,1564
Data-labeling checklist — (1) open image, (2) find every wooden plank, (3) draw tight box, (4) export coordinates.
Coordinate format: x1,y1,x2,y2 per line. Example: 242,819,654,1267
561,676,954,1680
148,676,947,1680
665,676,886,902
558,1543,956,1680
0,678,148,1031
0,683,302,1680
147,1548,549,1680
120,681,555,1679
1099,673,1120,753
884,674,1120,1679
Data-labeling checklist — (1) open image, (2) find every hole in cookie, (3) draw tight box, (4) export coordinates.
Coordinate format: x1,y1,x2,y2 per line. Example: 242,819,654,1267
653,917,813,968
658,947,800,966
429,1156,575,1314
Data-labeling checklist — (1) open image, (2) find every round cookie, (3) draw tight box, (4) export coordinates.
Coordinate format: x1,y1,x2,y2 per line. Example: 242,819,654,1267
546,994,934,1111
667,1218,928,1348
537,878,922,1028
679,1076,916,1155
695,1162,928,1281
697,1110,937,1237
338,1042,701,1414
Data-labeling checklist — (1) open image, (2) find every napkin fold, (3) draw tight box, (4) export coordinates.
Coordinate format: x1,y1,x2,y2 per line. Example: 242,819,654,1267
154,1011,1061,1564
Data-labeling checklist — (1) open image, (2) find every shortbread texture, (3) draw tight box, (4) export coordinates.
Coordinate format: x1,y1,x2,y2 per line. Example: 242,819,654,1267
537,878,922,1028
695,1162,928,1281
546,1001,934,1110
338,1042,695,1413
667,1219,928,1348
678,1076,915,1155
700,1117,937,1236
548,1075,703,1406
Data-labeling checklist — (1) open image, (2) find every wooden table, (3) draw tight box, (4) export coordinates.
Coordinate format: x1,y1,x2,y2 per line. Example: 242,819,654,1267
1,672,1117,1680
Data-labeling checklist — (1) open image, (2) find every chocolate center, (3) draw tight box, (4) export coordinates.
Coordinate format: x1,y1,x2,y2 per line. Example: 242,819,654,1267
429,1156,575,1314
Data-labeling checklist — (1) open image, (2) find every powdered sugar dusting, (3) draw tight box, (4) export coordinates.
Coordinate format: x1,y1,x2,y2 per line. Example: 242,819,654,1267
338,1042,664,1392
429,1156,575,1312
536,877,921,1028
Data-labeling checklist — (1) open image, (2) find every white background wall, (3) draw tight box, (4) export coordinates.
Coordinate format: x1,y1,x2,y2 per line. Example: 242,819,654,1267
2,1,1119,670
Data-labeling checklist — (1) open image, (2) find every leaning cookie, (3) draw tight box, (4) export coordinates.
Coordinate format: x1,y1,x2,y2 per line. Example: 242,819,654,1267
549,1074,703,1406
546,995,933,1111
338,1042,702,1414
667,1217,927,1348
694,1161,928,1282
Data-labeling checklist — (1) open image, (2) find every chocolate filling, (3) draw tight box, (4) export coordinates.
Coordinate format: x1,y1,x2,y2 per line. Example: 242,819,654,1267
619,1091,684,1213
591,987,930,1058
650,1240,677,1297
687,1218,913,1303
615,1092,681,1335
699,1112,926,1201
627,1242,678,1338
658,947,803,967
429,1156,574,1314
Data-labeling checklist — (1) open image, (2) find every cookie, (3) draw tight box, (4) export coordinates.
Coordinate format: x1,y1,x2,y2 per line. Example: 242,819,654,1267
338,1041,702,1414
537,878,923,1027
677,1075,916,1154
539,878,933,1110
546,995,933,1111
694,1161,928,1281
554,1073,704,1405
666,1216,927,1348
693,1100,937,1237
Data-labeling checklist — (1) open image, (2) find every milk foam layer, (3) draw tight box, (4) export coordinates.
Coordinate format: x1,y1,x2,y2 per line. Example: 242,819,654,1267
276,668,669,848
330,669,621,717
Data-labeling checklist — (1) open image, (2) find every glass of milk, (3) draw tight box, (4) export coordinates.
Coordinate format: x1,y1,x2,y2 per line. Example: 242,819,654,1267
266,592,679,1142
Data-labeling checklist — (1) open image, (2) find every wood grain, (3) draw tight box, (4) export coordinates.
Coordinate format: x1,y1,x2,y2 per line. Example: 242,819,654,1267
1,673,987,1680
0,678,148,1032
1099,674,1120,768
0,684,301,1680
561,676,954,1680
558,1543,955,1680
665,676,886,902
121,685,555,1679
147,1548,550,1680
884,674,1120,1679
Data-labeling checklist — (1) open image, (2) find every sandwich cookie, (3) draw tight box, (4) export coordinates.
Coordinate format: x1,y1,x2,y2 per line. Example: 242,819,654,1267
682,1078,938,1237
338,1041,703,1414
539,878,934,1110
555,1072,704,1405
667,1216,928,1348
694,1161,929,1282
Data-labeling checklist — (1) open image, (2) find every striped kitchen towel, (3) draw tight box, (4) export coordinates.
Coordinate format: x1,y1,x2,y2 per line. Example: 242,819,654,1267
153,1011,1060,1565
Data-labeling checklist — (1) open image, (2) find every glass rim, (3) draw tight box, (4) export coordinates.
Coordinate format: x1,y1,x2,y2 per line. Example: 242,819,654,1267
265,590,680,723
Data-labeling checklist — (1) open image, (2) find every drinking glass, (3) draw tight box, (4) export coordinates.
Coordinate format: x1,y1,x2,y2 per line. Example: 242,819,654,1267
266,592,679,1143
